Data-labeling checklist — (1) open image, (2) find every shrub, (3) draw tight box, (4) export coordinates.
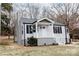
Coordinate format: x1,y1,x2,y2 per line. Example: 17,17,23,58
0,39,10,45
52,43,58,45
27,36,37,46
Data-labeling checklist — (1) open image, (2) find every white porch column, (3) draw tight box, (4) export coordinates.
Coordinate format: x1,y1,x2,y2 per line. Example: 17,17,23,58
36,23,38,38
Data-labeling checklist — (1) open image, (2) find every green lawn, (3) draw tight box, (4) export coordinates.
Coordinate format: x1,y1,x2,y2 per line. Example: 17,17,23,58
0,42,79,56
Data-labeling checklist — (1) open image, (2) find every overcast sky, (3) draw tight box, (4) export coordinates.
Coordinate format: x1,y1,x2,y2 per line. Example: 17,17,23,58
2,0,79,3
12,3,51,12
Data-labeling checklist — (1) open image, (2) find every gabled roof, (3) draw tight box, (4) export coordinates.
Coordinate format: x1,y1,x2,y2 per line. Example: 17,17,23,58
20,18,37,24
20,17,65,26
37,18,54,23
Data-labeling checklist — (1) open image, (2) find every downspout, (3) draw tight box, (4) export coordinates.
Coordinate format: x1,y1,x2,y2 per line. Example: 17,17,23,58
65,25,67,44
23,24,26,46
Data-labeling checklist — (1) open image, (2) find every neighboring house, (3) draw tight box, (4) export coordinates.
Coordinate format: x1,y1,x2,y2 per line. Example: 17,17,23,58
15,17,70,46
71,16,79,39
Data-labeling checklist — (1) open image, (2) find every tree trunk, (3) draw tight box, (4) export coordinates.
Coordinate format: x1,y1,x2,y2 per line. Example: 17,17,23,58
67,21,72,44
13,27,16,42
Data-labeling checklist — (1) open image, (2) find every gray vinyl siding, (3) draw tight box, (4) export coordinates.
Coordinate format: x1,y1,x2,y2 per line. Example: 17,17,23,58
37,38,66,45
37,38,56,45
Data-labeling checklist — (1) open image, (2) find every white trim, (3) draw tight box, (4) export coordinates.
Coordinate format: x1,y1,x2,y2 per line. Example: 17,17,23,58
37,18,54,23
38,22,52,25
36,22,38,38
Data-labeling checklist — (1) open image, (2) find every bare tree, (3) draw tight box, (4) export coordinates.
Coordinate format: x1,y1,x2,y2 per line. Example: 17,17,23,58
10,3,41,42
49,3,79,43
26,3,40,19
49,3,79,31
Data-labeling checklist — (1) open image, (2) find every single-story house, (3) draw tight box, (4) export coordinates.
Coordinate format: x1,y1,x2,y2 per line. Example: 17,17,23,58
15,17,70,46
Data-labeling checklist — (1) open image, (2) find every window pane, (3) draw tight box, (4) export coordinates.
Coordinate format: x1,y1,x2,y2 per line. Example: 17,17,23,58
30,25,32,33
33,25,36,32
55,27,57,33
53,26,57,33
58,27,60,33
53,27,55,33
26,25,29,33
60,27,62,33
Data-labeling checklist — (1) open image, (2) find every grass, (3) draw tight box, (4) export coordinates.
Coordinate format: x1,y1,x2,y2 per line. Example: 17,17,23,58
0,37,79,56
0,43,79,56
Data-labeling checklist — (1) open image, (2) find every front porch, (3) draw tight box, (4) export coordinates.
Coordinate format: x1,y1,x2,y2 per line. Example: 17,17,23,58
33,18,54,38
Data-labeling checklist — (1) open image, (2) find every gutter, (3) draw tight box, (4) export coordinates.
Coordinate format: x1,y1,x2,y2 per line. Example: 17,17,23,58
23,23,26,46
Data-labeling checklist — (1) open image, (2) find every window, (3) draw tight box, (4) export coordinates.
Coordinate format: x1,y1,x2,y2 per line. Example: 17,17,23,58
30,25,32,33
53,26,62,34
26,25,29,33
26,25,32,34
33,25,36,32
26,25,36,34
43,26,45,29
40,26,45,29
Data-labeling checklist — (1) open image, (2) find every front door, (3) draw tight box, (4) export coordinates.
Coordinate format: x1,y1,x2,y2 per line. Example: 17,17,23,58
38,25,47,37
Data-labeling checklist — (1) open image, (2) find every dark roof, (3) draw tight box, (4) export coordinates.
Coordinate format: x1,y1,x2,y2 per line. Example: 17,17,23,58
54,21,66,26
20,17,66,25
20,18,37,23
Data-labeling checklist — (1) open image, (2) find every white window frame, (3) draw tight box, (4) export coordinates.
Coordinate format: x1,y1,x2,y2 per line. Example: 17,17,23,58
26,24,32,34
53,25,62,34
